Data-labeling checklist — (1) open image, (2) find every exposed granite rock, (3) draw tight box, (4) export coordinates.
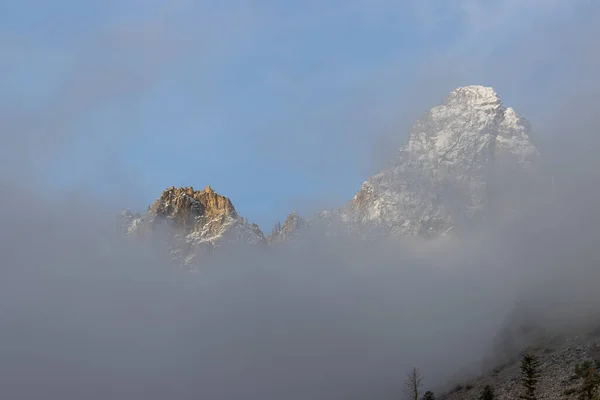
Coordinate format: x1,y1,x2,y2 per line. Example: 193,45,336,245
148,185,236,232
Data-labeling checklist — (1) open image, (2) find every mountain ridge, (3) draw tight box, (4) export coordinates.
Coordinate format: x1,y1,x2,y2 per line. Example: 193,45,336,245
122,85,543,264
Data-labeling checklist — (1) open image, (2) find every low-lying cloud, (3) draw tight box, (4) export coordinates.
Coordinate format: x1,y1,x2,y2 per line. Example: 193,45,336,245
1,169,600,399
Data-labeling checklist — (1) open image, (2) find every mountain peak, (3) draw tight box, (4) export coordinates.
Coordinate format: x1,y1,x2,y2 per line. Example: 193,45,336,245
341,85,541,237
452,84,497,95
447,85,501,103
441,85,503,117
149,186,237,224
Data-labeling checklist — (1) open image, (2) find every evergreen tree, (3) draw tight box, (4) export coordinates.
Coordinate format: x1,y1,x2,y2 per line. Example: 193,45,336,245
479,385,495,400
519,351,541,400
422,391,435,400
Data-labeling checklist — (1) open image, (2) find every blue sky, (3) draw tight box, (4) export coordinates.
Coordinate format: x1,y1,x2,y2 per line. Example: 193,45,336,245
1,0,597,231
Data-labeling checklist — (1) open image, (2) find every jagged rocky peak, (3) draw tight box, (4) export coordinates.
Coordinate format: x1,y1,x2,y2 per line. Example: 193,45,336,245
341,85,542,237
124,185,266,266
268,212,307,244
148,185,238,232
407,85,534,157
445,85,501,107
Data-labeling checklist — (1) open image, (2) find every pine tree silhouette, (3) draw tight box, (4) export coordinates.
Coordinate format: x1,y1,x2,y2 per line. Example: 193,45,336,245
519,352,541,400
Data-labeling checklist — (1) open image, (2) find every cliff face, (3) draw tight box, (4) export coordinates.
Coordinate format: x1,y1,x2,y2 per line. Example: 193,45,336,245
148,185,237,233
123,186,265,265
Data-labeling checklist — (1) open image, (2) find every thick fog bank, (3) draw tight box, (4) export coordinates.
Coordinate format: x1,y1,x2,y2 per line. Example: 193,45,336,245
2,169,600,400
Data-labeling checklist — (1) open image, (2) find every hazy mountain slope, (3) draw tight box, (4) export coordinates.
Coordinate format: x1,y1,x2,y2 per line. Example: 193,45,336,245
442,333,600,400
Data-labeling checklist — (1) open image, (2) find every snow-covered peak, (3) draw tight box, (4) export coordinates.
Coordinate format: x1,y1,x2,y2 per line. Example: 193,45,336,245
407,85,507,159
340,85,542,237
445,85,502,107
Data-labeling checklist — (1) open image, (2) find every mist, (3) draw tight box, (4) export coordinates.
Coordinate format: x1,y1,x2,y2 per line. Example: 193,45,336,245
2,1,600,399
2,169,600,399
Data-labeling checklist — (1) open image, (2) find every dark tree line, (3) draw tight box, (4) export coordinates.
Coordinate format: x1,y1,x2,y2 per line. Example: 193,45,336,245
401,350,600,400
